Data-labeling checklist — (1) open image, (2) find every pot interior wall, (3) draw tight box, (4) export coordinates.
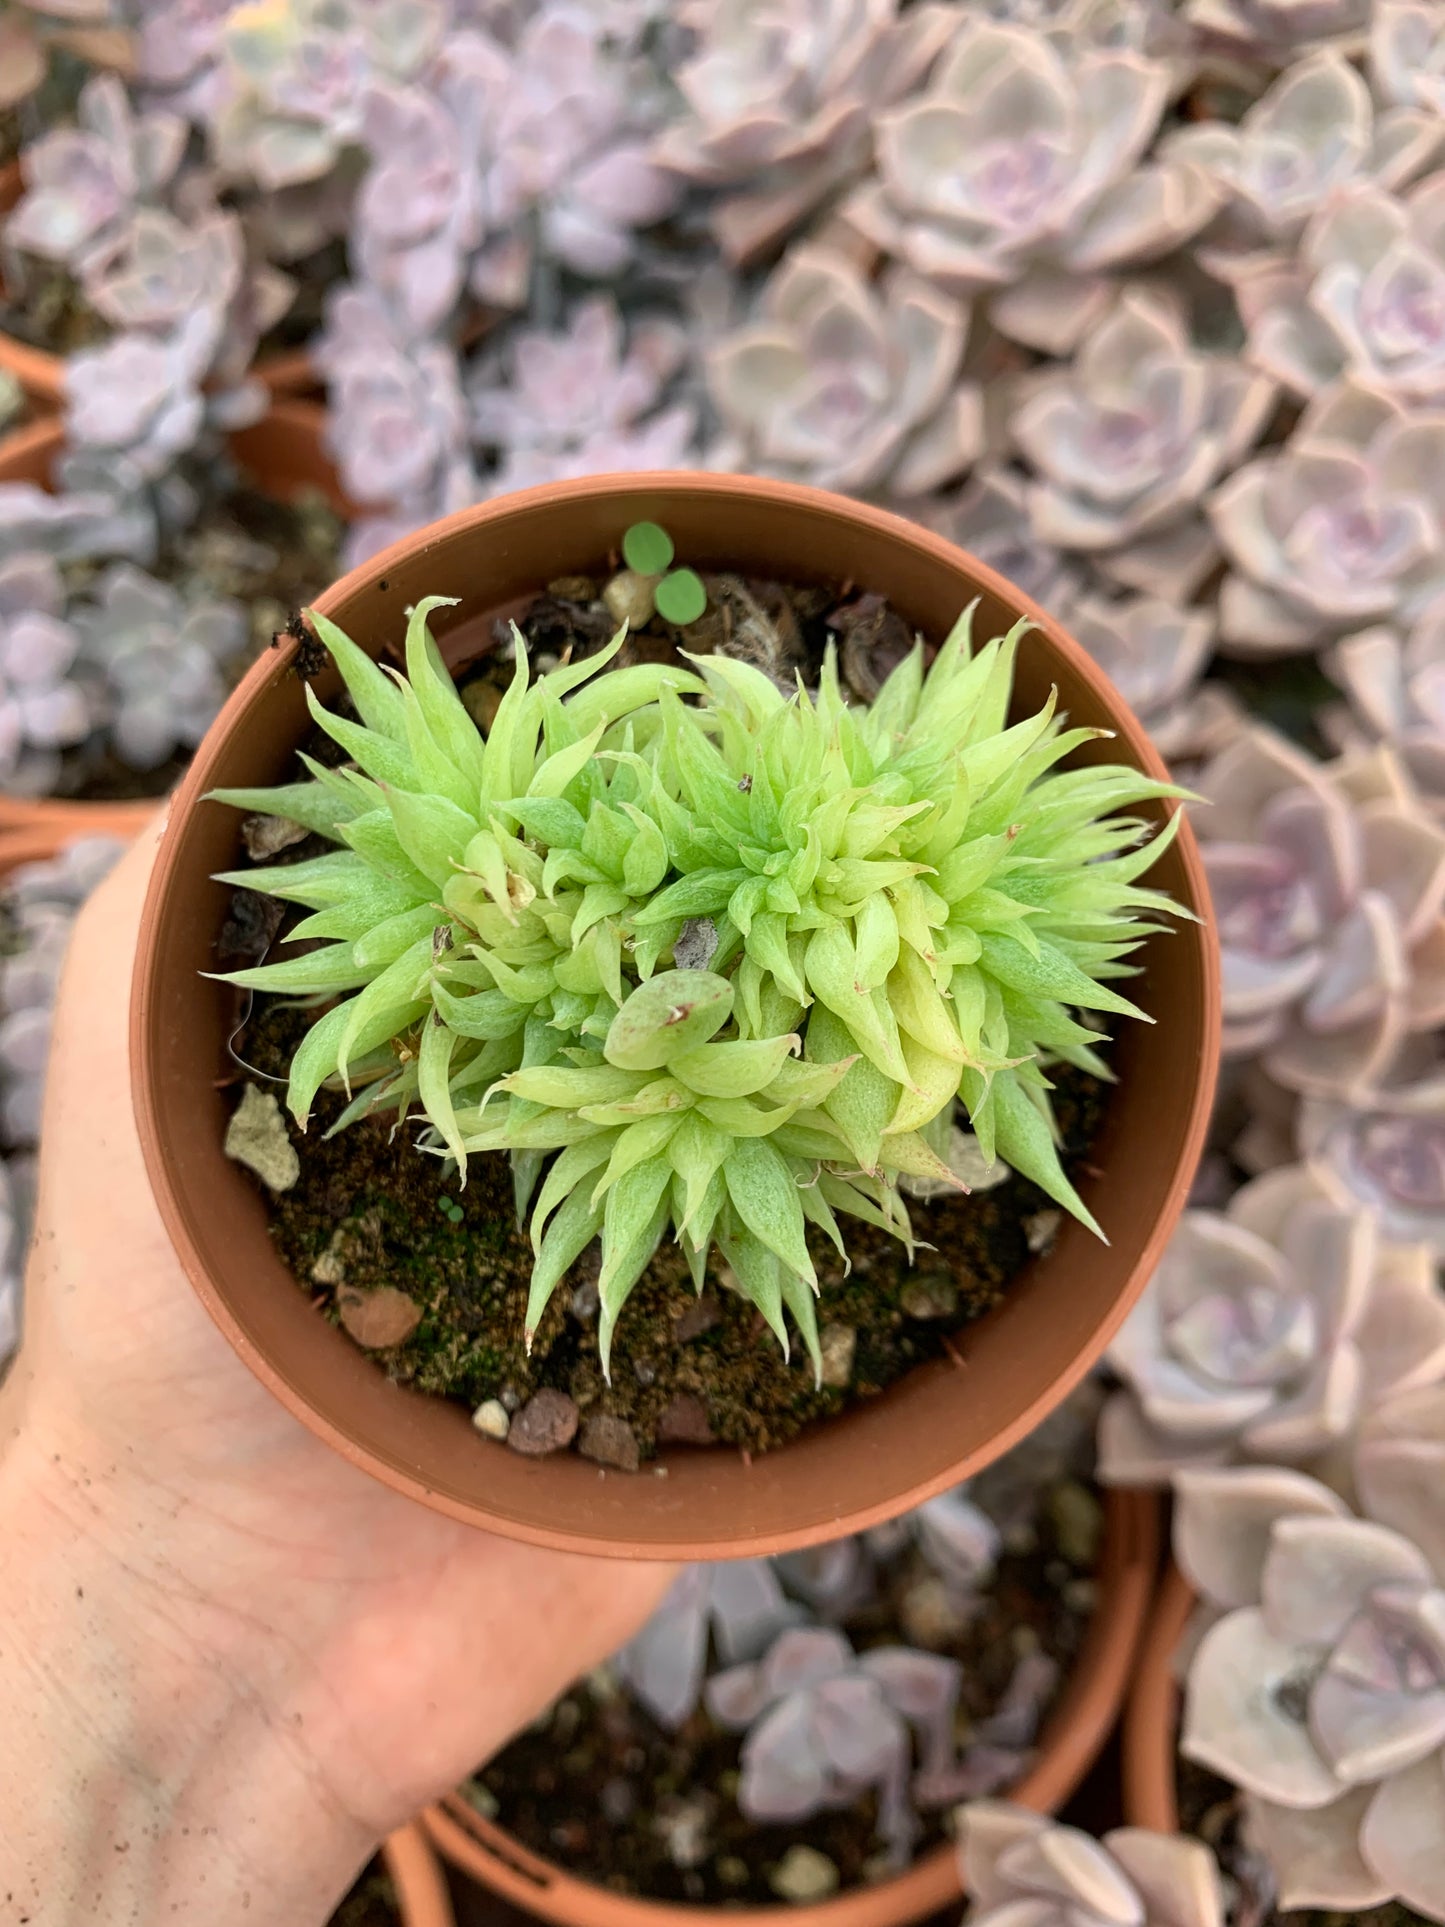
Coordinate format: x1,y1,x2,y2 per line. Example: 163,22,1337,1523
135,476,1216,1555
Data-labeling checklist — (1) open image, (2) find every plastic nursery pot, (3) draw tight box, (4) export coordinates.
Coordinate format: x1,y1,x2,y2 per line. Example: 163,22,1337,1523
1122,1560,1195,1835
423,1488,1160,1927
0,403,346,844
0,159,321,405
131,472,1221,1559
381,1822,456,1927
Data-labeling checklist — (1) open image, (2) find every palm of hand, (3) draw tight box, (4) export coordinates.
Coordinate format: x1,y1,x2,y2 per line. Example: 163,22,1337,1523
8,826,671,1840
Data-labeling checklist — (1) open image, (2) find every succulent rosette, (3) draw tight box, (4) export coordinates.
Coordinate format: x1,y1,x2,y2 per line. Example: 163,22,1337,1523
214,597,1181,1374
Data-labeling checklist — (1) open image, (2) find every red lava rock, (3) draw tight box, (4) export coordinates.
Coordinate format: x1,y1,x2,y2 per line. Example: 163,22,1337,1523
655,1394,714,1446
673,1294,720,1343
336,1285,422,1349
579,1414,641,1473
508,1388,580,1457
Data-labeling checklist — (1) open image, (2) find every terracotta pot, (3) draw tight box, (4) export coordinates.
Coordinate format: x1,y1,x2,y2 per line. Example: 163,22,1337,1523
131,472,1220,1559
1122,1560,1195,1835
0,403,345,842
0,159,320,404
382,1822,456,1927
424,1487,1159,1927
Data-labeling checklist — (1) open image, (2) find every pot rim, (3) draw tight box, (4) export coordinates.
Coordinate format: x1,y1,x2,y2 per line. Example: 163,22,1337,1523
1122,1558,1193,1835
130,470,1220,1557
381,1821,456,1927
422,1487,1160,1927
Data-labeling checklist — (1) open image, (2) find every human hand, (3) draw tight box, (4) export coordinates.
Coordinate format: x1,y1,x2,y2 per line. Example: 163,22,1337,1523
0,821,673,1926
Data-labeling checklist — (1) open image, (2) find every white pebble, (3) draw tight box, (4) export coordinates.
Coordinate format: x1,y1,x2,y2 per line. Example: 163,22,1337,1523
472,1398,511,1441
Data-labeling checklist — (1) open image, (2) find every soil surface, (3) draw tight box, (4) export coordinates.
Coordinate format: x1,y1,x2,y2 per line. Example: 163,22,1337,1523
463,1477,1101,1907
330,1855,400,1927
230,568,1110,1464
53,472,341,800
1178,1761,1434,1927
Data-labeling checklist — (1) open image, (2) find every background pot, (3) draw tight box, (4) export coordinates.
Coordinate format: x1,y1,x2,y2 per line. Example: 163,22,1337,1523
424,1489,1160,1927
0,404,345,846
131,472,1220,1560
383,1821,456,1927
1122,1560,1194,1835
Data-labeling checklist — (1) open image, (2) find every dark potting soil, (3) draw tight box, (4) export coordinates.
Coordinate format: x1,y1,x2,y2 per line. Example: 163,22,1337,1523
229,568,1109,1465
463,1488,1100,1907
0,256,107,356
329,1855,401,1927
52,474,342,801
1177,1761,1434,1927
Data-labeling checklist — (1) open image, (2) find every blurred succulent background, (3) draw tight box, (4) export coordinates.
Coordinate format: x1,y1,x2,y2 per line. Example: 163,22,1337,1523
3,1,1445,1916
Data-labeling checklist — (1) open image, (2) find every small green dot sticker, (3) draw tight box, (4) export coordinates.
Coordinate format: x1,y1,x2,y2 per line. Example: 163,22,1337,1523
622,521,674,576
655,567,707,626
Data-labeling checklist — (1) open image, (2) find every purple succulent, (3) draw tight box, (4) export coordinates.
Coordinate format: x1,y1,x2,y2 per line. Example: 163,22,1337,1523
71,562,248,770
315,285,476,565
708,244,981,496
468,295,697,493
1237,176,1445,406
1176,1464,1445,1919
214,0,447,189
1197,725,1445,1097
1182,0,1370,67
706,1625,962,1865
923,467,1085,611
0,553,90,797
845,17,1217,353
0,836,125,1146
1328,600,1445,822
1099,1161,1445,1486
959,1803,1226,1927
652,0,955,264
1299,1054,1445,1253
615,1560,800,1731
490,6,679,299
133,0,235,120
1373,1,1445,120
1164,52,1442,277
1065,586,1223,760
64,319,211,479
1211,381,1445,657
1012,286,1274,601
4,73,186,280
0,447,157,569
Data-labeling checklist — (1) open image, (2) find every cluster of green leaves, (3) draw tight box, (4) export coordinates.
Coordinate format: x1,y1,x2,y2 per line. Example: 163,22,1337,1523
214,593,1183,1377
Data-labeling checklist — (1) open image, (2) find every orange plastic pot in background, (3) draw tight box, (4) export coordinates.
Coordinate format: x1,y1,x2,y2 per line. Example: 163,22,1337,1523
1122,1561,1195,1835
382,1822,456,1927
424,1489,1160,1927
132,472,1220,1560
0,403,346,847
0,160,321,404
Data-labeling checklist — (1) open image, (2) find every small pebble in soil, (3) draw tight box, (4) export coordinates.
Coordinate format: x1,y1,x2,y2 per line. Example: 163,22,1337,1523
655,1393,714,1445
819,1322,857,1388
224,1085,299,1193
337,1286,422,1350
655,1792,717,1870
580,1413,641,1472
900,1574,972,1649
508,1388,580,1456
900,1272,959,1320
770,1846,841,1903
672,1293,720,1342
310,1244,346,1286
472,1398,510,1441
241,812,311,861
673,916,719,971
1025,1209,1063,1254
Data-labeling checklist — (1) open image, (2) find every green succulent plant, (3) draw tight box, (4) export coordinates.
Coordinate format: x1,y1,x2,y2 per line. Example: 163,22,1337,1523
212,592,1184,1377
